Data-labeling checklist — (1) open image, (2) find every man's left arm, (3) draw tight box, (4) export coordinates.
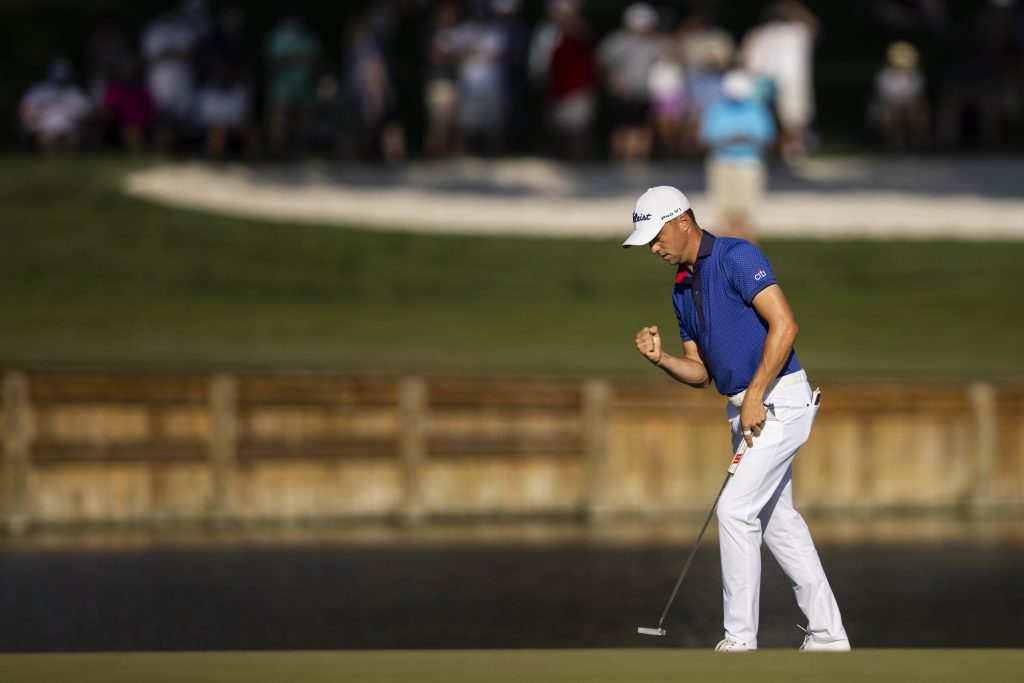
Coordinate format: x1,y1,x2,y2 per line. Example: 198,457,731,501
740,284,799,445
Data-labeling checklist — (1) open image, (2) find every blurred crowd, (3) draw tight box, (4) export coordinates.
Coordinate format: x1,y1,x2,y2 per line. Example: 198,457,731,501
864,0,1024,153
14,0,1024,163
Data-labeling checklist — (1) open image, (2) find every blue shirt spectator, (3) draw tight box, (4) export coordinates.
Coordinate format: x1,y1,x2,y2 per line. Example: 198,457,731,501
699,87,775,160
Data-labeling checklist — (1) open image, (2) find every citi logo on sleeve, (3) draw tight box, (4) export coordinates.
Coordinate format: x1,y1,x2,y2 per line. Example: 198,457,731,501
754,268,767,281
633,212,651,223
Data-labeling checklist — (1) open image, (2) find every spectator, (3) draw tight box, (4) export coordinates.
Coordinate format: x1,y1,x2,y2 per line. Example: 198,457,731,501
528,0,563,91
869,42,929,152
740,0,819,160
197,4,252,88
423,0,462,157
451,6,509,155
860,0,952,35
678,10,735,156
309,60,353,156
141,4,200,151
596,3,662,162
264,11,321,157
545,0,595,159
18,58,93,153
699,69,776,241
86,13,131,105
648,38,686,158
935,0,1021,149
345,11,405,162
492,0,531,152
101,55,154,153
195,63,253,159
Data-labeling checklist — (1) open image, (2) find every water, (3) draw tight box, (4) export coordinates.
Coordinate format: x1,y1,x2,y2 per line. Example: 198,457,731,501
1,524,1021,651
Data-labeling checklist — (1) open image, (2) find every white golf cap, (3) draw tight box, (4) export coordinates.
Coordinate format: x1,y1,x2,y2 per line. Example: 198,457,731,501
722,69,754,101
623,186,690,248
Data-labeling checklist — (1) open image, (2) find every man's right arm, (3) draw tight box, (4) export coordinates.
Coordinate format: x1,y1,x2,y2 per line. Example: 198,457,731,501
634,326,711,388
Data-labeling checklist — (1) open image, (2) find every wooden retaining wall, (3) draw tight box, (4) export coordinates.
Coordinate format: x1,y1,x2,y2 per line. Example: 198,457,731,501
2,371,1022,531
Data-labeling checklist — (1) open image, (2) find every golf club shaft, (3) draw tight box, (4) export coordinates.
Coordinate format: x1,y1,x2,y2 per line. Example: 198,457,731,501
655,440,748,629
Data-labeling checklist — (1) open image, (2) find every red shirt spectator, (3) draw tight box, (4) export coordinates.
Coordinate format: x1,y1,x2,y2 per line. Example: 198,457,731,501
548,32,593,99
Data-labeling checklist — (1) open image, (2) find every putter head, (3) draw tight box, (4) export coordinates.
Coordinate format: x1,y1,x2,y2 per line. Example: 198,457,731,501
638,627,667,636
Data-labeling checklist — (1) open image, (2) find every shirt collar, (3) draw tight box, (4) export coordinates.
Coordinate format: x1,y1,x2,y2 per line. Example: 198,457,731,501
696,230,716,260
671,229,712,282
675,232,715,284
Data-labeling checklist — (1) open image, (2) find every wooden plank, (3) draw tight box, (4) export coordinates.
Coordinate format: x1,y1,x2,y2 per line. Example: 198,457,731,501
995,387,1024,502
813,383,971,412
237,437,399,460
30,443,206,463
3,372,32,532
429,378,582,409
237,405,398,441
232,459,402,519
236,375,399,406
28,461,213,523
399,377,427,524
611,380,723,414
209,374,238,521
968,383,997,507
27,373,208,402
583,379,611,520
428,435,582,458
422,457,585,515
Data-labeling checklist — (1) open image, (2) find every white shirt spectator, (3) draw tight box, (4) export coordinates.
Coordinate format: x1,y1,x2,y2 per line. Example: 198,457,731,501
452,22,506,93
196,82,250,127
142,12,198,119
742,19,814,129
648,55,685,105
19,81,92,138
876,66,924,105
597,30,661,100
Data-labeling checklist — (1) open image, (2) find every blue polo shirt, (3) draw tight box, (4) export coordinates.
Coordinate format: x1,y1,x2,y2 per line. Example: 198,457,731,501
672,232,801,396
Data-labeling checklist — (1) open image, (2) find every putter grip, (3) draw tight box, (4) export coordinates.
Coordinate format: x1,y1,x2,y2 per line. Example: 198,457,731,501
727,439,749,474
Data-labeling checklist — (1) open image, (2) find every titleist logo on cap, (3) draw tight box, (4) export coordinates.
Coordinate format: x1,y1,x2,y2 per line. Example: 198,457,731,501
633,212,652,222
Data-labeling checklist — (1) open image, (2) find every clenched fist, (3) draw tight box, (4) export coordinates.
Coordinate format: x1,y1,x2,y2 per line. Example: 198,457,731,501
635,325,663,365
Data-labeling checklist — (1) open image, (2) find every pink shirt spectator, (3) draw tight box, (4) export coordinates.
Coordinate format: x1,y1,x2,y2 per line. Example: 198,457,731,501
103,80,154,129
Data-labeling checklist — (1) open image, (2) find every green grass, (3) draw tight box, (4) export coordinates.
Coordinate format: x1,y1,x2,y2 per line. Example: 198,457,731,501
2,155,1023,379
0,650,1022,683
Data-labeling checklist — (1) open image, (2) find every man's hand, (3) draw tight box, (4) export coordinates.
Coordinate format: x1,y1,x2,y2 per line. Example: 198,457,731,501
635,325,662,365
740,394,767,447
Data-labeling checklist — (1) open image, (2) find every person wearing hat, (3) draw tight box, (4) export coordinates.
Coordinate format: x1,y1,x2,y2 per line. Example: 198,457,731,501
624,187,850,652
596,3,662,161
699,69,775,241
17,58,94,153
871,42,928,152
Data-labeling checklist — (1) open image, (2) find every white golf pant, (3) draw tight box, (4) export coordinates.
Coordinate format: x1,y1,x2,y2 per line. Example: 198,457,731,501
718,371,847,648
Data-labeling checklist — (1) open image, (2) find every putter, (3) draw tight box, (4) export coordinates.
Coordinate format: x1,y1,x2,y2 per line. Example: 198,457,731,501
637,438,750,637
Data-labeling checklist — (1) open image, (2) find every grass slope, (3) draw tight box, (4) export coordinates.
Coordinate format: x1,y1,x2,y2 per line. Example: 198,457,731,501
2,156,1022,378
1,650,1023,683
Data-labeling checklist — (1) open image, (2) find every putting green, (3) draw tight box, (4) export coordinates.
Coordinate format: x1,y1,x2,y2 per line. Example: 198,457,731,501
0,650,1021,683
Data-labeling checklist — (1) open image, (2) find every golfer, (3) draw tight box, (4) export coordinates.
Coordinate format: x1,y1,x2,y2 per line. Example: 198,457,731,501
624,186,850,652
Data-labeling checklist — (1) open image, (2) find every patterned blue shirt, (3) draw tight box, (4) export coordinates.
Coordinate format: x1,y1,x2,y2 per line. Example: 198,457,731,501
672,232,801,396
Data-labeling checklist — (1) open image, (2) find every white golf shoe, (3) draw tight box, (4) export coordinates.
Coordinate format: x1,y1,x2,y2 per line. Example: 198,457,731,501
714,637,752,652
799,634,851,652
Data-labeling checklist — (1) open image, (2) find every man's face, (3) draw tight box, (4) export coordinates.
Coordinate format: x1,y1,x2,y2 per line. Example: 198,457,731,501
648,216,689,265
